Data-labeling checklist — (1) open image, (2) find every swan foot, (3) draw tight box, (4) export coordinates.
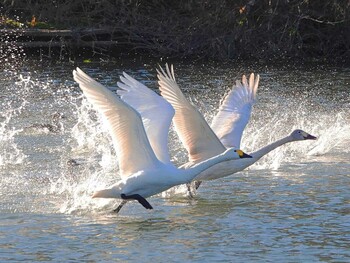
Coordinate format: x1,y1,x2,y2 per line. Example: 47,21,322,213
121,194,153,210
113,200,127,213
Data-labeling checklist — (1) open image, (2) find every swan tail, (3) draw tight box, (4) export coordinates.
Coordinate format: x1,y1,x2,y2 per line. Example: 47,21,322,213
92,188,120,199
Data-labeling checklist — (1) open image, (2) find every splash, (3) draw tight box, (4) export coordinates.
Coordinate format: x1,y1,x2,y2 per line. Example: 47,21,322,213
0,109,24,166
70,97,118,172
49,168,116,214
0,24,29,166
307,112,349,156
197,88,350,171
245,105,349,170
51,96,120,214
0,75,33,166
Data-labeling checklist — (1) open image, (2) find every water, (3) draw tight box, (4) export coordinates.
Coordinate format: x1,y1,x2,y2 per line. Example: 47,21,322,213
0,57,349,262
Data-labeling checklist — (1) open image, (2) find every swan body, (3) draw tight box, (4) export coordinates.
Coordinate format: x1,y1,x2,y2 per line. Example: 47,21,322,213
118,64,316,190
73,68,250,210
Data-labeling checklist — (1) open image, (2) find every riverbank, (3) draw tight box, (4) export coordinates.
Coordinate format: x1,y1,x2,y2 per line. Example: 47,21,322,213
1,28,349,67
1,1,349,62
1,28,117,50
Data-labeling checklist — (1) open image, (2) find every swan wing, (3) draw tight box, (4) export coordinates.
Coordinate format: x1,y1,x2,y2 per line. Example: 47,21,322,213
211,73,259,149
157,64,226,163
73,68,160,178
117,72,175,164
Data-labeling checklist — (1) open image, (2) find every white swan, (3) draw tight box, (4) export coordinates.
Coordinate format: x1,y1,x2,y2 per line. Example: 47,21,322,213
117,64,316,193
72,68,251,212
157,64,316,186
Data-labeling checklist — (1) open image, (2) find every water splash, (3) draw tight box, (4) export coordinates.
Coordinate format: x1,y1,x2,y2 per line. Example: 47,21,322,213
198,86,350,171
239,112,348,170
0,110,24,166
307,112,349,156
50,96,120,214
49,168,116,214
70,97,118,171
0,75,33,166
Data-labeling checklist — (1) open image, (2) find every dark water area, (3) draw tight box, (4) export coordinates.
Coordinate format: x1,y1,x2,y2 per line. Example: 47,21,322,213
0,56,349,262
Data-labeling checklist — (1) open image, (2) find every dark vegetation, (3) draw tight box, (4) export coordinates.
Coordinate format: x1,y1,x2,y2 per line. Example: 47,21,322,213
1,0,349,61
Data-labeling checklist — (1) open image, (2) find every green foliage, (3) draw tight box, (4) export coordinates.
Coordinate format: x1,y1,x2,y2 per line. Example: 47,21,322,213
1,18,24,28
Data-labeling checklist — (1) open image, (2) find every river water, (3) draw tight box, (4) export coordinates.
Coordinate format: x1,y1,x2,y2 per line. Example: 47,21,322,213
0,57,349,262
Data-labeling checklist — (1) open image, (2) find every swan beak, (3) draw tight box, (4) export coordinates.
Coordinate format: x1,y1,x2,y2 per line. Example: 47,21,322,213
305,134,317,140
237,150,253,158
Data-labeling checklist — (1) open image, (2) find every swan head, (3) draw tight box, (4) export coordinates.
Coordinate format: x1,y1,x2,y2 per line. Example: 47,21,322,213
225,148,252,159
290,129,317,141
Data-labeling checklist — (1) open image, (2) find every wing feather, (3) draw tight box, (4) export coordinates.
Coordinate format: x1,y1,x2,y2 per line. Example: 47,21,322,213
157,64,226,163
211,73,259,148
73,68,160,178
117,72,174,164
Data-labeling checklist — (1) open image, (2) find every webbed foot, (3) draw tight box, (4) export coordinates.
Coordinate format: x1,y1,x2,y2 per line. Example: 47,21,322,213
121,194,153,210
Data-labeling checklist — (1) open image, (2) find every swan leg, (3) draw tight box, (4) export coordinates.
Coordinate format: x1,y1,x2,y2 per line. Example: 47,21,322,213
194,180,202,190
113,200,127,213
186,181,202,198
186,183,195,199
121,194,153,210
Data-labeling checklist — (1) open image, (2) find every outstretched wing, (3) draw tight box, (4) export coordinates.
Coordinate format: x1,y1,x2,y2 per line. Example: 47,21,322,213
157,64,226,163
211,73,259,148
117,72,174,164
73,68,160,178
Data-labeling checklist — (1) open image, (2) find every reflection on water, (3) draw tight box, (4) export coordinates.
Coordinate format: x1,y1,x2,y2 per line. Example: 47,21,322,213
0,59,349,262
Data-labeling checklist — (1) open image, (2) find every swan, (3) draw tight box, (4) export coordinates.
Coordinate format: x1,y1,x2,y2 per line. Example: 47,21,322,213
157,64,316,187
118,64,316,194
72,68,251,212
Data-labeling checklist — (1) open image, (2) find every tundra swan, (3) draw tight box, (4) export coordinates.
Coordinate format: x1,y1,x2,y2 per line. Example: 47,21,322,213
157,64,316,187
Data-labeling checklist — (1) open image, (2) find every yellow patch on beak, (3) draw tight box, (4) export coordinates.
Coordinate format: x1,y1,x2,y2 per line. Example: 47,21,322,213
236,149,244,157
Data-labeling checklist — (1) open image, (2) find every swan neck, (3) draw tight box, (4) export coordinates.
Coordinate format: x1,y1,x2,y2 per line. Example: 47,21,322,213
252,136,292,160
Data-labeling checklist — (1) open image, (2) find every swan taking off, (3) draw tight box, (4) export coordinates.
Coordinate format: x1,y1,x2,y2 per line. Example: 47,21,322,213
157,64,316,186
117,64,316,195
72,68,252,212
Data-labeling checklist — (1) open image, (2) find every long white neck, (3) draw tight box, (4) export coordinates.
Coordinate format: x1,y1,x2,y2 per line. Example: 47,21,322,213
252,135,293,161
178,151,232,184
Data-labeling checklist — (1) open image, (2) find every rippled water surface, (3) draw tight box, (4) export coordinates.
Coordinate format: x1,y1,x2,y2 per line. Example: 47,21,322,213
0,58,349,262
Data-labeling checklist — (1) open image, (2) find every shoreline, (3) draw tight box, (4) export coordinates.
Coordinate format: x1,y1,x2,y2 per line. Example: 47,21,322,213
1,28,349,66
1,1,349,62
1,28,117,49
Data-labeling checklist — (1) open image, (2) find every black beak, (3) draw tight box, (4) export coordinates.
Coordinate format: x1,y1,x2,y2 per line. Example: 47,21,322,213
241,152,253,158
305,134,317,140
